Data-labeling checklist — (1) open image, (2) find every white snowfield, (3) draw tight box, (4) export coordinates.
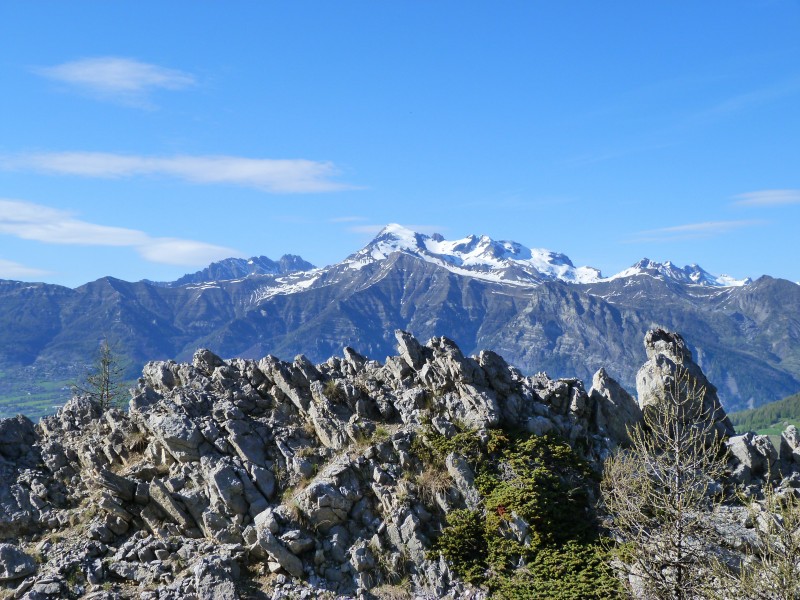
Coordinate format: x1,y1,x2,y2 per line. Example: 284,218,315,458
341,224,750,288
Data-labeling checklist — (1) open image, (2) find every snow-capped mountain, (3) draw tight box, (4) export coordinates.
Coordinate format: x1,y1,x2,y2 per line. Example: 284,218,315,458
337,224,749,289
342,224,603,285
230,225,753,305
608,258,751,288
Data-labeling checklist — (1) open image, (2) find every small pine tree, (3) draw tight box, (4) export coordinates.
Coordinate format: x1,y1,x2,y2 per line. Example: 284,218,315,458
73,339,126,411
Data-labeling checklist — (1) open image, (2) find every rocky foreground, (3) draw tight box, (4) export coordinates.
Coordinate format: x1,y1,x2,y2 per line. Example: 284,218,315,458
0,329,798,599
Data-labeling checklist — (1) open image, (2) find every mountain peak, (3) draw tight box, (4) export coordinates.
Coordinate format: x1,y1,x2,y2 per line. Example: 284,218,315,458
613,258,749,287
349,225,602,285
166,254,315,287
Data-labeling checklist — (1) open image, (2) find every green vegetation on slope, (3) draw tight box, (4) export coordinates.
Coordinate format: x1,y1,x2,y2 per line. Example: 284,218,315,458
419,428,621,599
729,391,800,435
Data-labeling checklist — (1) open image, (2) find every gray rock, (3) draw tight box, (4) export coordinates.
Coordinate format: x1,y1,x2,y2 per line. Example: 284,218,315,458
96,468,137,502
780,425,800,464
225,419,267,467
193,554,240,600
728,432,778,478
207,462,248,516
0,544,35,581
148,478,196,530
256,530,304,578
0,416,37,462
445,453,480,510
144,412,203,463
193,348,225,375
294,481,353,531
589,368,642,444
525,415,556,436
280,529,315,554
395,329,427,371
636,329,735,439
250,466,276,500
308,381,352,450
109,560,156,583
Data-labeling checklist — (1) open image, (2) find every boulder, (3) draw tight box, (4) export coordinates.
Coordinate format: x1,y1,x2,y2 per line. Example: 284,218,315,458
294,481,353,532
144,412,203,463
0,416,37,461
446,453,481,510
728,432,778,478
0,544,35,581
780,425,800,464
148,479,196,531
193,554,241,600
96,468,137,502
255,530,304,578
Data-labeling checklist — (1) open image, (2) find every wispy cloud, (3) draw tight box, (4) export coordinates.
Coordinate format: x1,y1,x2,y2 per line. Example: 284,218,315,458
733,189,800,207
701,78,800,120
34,57,195,108
563,142,677,168
0,258,51,279
330,216,368,223
629,220,764,243
0,152,355,194
0,199,239,266
348,224,444,235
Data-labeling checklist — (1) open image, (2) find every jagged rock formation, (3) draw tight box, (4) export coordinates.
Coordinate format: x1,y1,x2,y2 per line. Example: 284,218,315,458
0,329,795,599
636,329,735,438
162,254,315,288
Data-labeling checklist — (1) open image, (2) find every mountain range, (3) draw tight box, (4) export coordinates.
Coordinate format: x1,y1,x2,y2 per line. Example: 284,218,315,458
1,223,798,419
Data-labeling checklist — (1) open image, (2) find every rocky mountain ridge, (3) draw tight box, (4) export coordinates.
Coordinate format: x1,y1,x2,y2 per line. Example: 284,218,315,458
0,330,796,598
1,225,798,420
153,255,316,288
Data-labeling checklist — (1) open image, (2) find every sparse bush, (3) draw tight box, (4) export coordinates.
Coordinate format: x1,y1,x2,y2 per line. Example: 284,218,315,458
372,580,413,600
416,464,453,509
372,424,390,443
710,484,800,599
323,379,346,402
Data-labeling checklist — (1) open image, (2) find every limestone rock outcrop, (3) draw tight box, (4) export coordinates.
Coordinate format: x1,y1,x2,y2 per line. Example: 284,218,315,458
0,328,791,599
589,367,642,444
636,329,735,438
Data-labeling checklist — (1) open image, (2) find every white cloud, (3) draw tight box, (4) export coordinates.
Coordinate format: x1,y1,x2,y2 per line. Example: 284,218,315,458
0,199,239,266
733,189,800,207
1,152,354,194
137,238,239,266
630,220,763,242
35,57,195,107
0,258,51,279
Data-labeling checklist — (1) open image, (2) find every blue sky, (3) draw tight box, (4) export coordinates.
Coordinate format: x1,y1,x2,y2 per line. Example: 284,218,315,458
1,1,799,287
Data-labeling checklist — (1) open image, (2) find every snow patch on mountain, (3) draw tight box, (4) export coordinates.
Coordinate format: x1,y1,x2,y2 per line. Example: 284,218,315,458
249,271,323,305
344,223,603,285
171,224,752,297
609,258,750,287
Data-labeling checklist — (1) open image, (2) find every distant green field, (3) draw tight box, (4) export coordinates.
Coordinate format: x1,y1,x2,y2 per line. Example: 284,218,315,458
729,391,800,437
0,379,73,421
